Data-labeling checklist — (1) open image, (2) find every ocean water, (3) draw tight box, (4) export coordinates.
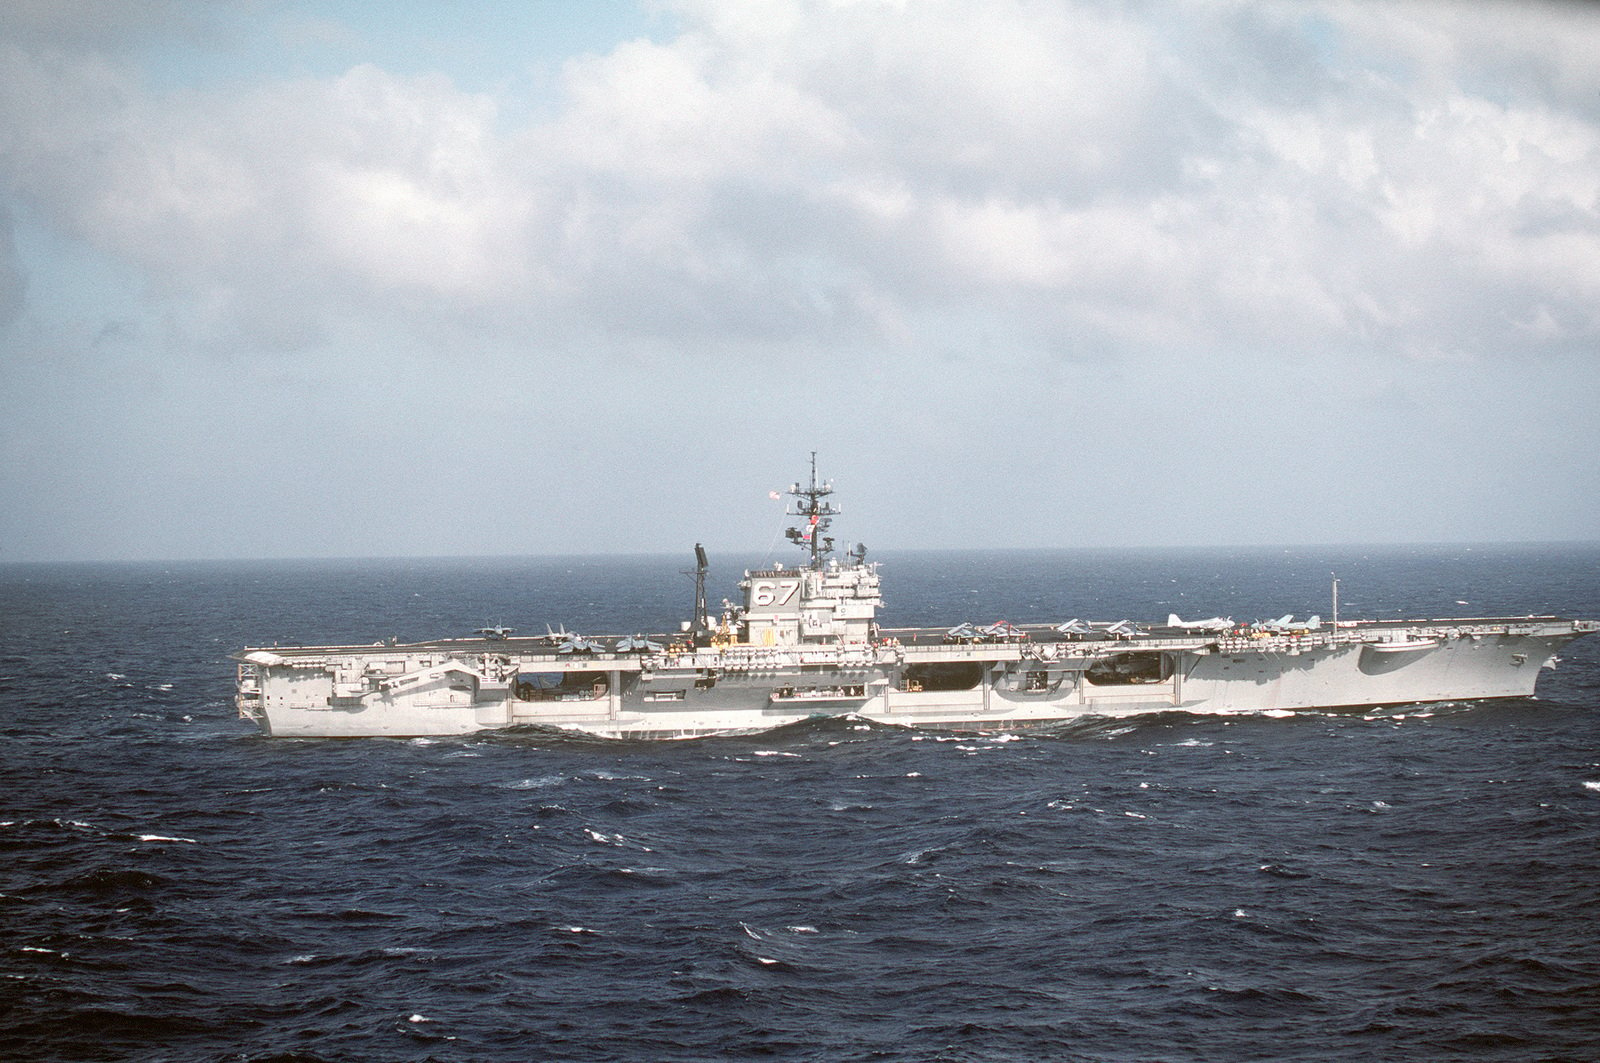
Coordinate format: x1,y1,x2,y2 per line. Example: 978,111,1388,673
3,544,1599,1063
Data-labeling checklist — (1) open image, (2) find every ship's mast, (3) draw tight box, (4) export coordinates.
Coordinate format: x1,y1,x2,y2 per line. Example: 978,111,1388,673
784,452,838,569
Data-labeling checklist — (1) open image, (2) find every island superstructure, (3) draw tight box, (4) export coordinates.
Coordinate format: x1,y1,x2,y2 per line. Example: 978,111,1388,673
235,459,1597,739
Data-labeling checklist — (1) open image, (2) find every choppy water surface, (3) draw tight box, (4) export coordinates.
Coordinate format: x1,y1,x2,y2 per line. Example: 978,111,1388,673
3,546,1599,1062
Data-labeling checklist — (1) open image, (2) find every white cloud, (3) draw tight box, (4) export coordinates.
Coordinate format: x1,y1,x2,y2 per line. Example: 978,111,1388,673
2,0,1597,364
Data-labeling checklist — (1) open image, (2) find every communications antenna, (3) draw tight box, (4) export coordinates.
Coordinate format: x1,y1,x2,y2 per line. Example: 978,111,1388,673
784,452,839,568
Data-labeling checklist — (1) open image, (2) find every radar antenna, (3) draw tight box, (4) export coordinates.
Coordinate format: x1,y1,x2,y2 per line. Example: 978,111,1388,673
784,452,839,569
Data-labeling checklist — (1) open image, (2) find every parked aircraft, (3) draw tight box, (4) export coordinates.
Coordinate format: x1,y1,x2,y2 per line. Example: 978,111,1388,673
1056,618,1144,638
1166,614,1233,632
945,623,980,642
556,632,603,654
1258,615,1322,633
614,634,664,653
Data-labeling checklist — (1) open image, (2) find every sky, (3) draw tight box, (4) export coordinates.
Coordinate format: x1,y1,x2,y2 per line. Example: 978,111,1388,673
1,0,1597,563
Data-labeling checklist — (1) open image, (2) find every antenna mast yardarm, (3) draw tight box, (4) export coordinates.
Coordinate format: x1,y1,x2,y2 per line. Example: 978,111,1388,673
784,451,838,569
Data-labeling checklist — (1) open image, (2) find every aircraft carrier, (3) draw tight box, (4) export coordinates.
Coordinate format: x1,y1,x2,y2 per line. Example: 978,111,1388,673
234,460,1597,739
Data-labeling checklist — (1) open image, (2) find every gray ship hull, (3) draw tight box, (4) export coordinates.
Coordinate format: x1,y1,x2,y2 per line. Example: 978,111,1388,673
236,618,1592,739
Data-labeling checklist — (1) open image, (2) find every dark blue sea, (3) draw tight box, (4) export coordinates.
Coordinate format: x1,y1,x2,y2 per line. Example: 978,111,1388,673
3,545,1599,1062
